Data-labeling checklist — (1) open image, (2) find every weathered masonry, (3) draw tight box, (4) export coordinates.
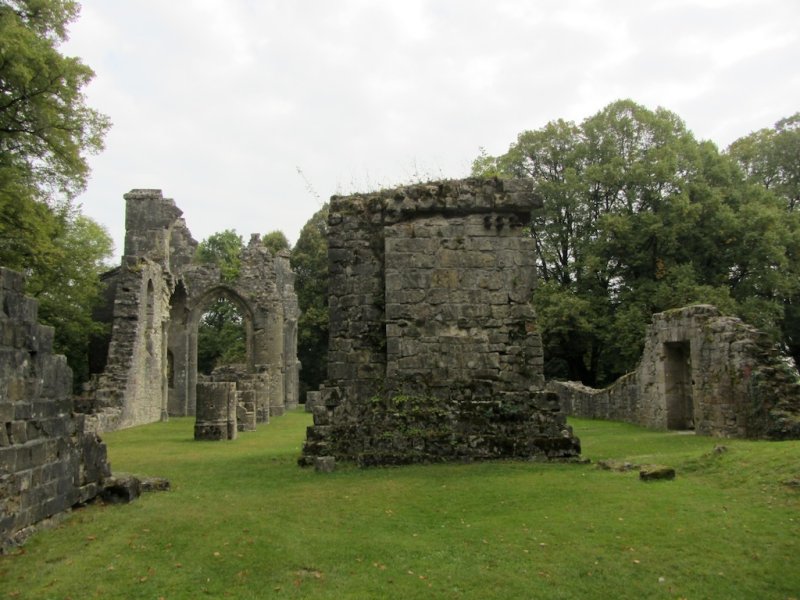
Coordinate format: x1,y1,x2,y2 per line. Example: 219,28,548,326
552,305,800,439
1,268,110,551
84,190,300,432
301,178,580,466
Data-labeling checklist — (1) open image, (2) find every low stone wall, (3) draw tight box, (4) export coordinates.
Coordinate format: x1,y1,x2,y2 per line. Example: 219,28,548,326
0,268,111,551
553,305,800,439
552,375,639,423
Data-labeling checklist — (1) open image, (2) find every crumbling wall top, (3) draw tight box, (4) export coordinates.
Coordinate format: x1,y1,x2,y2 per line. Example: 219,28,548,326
329,178,541,225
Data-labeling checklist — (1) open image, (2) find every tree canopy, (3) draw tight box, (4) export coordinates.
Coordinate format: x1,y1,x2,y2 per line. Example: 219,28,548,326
261,230,290,255
728,112,800,212
195,229,243,281
290,204,329,396
0,0,110,202
0,0,113,389
474,100,800,386
728,113,800,365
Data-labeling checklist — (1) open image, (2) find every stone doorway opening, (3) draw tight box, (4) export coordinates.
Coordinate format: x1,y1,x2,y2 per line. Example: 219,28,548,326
664,341,694,430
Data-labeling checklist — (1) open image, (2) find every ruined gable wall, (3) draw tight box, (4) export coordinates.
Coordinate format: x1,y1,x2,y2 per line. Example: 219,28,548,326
86,188,299,432
554,305,800,439
302,178,580,466
88,190,178,430
0,268,110,551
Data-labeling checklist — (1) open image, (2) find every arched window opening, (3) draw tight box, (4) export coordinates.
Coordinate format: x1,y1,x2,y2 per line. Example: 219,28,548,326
145,280,155,356
167,349,175,388
197,295,247,375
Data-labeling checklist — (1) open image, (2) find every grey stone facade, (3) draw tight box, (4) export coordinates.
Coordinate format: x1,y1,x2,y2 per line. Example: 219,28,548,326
300,178,580,466
86,190,300,432
0,268,110,551
552,305,800,439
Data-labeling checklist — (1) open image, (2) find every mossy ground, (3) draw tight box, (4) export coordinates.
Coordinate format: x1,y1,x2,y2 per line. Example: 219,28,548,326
1,412,798,599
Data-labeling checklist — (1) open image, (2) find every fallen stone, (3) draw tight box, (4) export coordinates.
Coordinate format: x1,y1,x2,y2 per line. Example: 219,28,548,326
315,456,336,473
140,476,171,493
781,477,800,489
639,465,676,481
597,459,639,472
100,474,142,503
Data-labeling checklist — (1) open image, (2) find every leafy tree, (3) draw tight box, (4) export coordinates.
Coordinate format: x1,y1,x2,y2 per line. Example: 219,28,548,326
475,100,798,385
0,1,113,389
0,0,110,202
728,113,800,211
31,210,113,386
197,297,246,375
195,230,247,373
728,113,800,361
290,204,329,397
0,189,113,387
470,147,503,178
261,230,290,255
195,229,243,281
0,178,61,274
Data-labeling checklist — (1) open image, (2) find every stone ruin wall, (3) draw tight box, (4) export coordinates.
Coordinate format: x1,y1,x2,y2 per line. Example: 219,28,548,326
552,305,800,439
301,178,581,466
0,268,110,551
86,190,300,433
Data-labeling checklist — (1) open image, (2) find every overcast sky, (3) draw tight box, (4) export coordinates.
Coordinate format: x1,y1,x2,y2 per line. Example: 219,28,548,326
63,0,800,258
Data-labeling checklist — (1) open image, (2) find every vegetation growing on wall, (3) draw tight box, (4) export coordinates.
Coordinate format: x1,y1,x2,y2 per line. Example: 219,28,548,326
261,230,290,255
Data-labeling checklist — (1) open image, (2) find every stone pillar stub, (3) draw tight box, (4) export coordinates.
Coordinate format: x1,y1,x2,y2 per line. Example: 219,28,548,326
194,382,237,441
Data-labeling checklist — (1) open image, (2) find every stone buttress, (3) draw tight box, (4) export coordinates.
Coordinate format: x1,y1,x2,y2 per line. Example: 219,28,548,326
300,178,580,466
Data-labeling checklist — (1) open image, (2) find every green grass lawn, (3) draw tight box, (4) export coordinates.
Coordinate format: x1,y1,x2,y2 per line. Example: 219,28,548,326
2,412,798,599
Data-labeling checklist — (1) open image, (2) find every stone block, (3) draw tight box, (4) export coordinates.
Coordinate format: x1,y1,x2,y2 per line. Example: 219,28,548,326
0,446,16,472
305,391,321,413
194,423,228,441
140,476,171,492
8,379,28,405
10,421,27,445
237,402,257,432
314,456,336,473
100,474,142,503
5,296,38,324
639,466,676,481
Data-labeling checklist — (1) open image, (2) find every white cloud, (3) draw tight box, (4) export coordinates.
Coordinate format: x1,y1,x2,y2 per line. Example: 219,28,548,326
62,0,800,258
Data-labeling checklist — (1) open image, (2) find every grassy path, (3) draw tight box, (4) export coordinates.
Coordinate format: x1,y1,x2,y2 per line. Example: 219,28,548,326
1,411,798,599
